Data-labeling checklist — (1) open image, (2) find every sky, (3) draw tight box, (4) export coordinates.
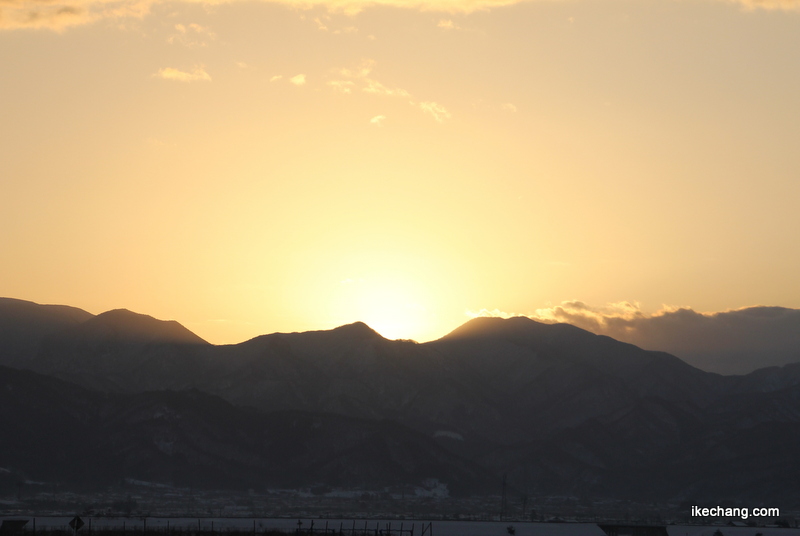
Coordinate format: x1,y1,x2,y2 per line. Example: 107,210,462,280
2,0,800,344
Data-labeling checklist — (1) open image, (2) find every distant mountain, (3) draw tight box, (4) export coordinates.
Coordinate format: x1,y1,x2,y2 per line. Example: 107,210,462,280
71,308,208,345
0,299,205,350
0,365,494,495
38,314,726,446
484,388,800,502
430,317,725,431
728,361,800,393
0,302,209,390
3,298,800,502
546,305,800,374
0,298,93,367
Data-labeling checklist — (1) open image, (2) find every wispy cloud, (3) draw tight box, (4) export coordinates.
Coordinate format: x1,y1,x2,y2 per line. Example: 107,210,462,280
470,300,670,331
437,18,460,30
167,22,215,46
311,14,357,33
313,16,328,30
290,73,306,85
338,59,375,79
529,300,648,329
3,0,798,31
328,59,451,122
419,101,451,122
465,308,520,319
0,0,159,30
734,0,800,10
154,65,212,82
370,114,386,125
270,75,283,82
335,60,411,98
363,79,411,98
0,3,97,31
327,80,355,93
465,301,800,375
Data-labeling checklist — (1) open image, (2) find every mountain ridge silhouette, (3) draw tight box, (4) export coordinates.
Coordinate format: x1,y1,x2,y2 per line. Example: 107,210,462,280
3,297,800,501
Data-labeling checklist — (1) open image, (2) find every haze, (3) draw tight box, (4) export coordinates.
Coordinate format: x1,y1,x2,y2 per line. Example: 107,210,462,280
2,0,799,344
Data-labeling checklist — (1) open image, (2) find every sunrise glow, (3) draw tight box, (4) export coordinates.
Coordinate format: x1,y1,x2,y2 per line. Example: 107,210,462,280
2,0,799,343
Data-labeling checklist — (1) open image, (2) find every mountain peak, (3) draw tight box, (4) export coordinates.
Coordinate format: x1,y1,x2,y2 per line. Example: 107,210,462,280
78,308,208,345
331,321,382,339
439,315,541,341
0,297,94,324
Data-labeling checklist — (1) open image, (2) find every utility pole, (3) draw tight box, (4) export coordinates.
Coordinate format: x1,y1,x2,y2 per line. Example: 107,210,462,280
501,474,507,519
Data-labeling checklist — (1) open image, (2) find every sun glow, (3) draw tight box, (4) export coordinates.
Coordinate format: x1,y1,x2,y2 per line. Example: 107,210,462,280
4,0,800,349
335,275,431,341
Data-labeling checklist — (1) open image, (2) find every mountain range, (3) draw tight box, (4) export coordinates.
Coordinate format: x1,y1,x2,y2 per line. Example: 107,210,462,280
1,297,800,504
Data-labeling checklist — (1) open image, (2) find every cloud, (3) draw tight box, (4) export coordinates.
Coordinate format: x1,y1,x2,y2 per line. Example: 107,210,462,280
337,59,375,79
0,0,158,30
419,101,451,122
526,301,800,375
335,59,411,98
0,3,97,31
327,80,355,93
313,16,328,30
437,18,459,29
284,0,529,15
363,79,411,98
311,14,356,32
270,75,283,82
529,300,646,332
733,0,800,9
329,60,450,123
4,0,799,31
370,114,386,125
154,65,211,82
436,17,478,31
465,308,519,319
167,21,215,46
501,102,517,112
290,73,306,85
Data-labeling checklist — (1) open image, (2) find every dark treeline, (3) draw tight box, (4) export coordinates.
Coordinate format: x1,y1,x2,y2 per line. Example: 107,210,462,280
18,531,287,536
12,521,432,536
18,527,429,536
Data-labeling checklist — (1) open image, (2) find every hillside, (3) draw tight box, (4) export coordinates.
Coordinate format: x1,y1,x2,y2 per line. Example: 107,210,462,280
2,299,800,502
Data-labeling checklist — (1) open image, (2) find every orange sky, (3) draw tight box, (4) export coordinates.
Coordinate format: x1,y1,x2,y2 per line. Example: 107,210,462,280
2,0,799,343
